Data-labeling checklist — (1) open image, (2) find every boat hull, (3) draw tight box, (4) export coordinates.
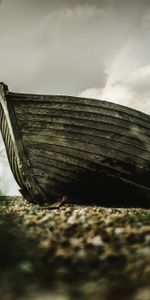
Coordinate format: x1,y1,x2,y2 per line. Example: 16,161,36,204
0,83,150,205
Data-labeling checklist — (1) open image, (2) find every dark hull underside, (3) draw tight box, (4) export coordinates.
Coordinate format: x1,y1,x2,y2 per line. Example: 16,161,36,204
0,83,150,205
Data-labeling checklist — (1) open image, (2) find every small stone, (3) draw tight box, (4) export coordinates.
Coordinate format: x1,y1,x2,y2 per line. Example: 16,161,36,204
77,249,86,258
88,236,104,247
39,239,51,250
67,214,77,225
135,287,150,300
19,261,33,273
145,234,150,244
114,228,124,235
137,247,150,256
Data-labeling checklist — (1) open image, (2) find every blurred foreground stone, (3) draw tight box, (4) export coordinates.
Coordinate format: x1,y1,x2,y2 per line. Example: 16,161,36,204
0,197,150,300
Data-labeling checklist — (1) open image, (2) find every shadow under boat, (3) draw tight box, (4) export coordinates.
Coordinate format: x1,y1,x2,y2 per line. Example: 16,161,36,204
0,82,150,207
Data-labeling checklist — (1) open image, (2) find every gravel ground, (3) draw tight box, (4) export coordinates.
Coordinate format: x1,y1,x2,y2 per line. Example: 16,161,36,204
0,196,150,300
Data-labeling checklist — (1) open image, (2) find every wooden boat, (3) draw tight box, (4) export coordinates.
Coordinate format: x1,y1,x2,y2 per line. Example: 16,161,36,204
0,82,150,205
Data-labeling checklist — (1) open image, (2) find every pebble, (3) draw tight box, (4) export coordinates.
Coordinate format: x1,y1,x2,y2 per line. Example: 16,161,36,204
87,236,104,247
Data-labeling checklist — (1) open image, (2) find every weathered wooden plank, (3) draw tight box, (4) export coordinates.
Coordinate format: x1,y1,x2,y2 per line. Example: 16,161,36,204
35,178,67,197
33,167,72,184
32,168,150,201
31,157,80,179
32,156,145,186
24,142,150,186
28,148,133,177
15,112,150,142
21,129,150,159
14,108,150,136
18,119,150,149
20,127,150,153
22,134,150,168
30,154,149,188
14,102,150,130
10,92,150,123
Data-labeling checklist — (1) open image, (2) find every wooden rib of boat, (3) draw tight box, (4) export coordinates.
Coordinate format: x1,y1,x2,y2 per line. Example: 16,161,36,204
0,82,150,205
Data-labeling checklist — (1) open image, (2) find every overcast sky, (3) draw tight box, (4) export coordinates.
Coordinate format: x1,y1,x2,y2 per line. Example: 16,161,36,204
0,0,150,195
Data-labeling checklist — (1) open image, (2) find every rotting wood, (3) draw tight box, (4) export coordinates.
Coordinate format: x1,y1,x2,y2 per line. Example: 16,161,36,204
14,103,150,129
10,91,150,123
0,82,150,204
21,130,150,161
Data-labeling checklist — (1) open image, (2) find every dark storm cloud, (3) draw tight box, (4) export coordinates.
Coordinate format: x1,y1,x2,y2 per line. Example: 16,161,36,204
0,0,150,96
0,0,146,94
0,0,109,94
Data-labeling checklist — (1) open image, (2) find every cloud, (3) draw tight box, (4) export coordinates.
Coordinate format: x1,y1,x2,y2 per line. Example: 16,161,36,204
79,8,150,114
0,0,107,94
